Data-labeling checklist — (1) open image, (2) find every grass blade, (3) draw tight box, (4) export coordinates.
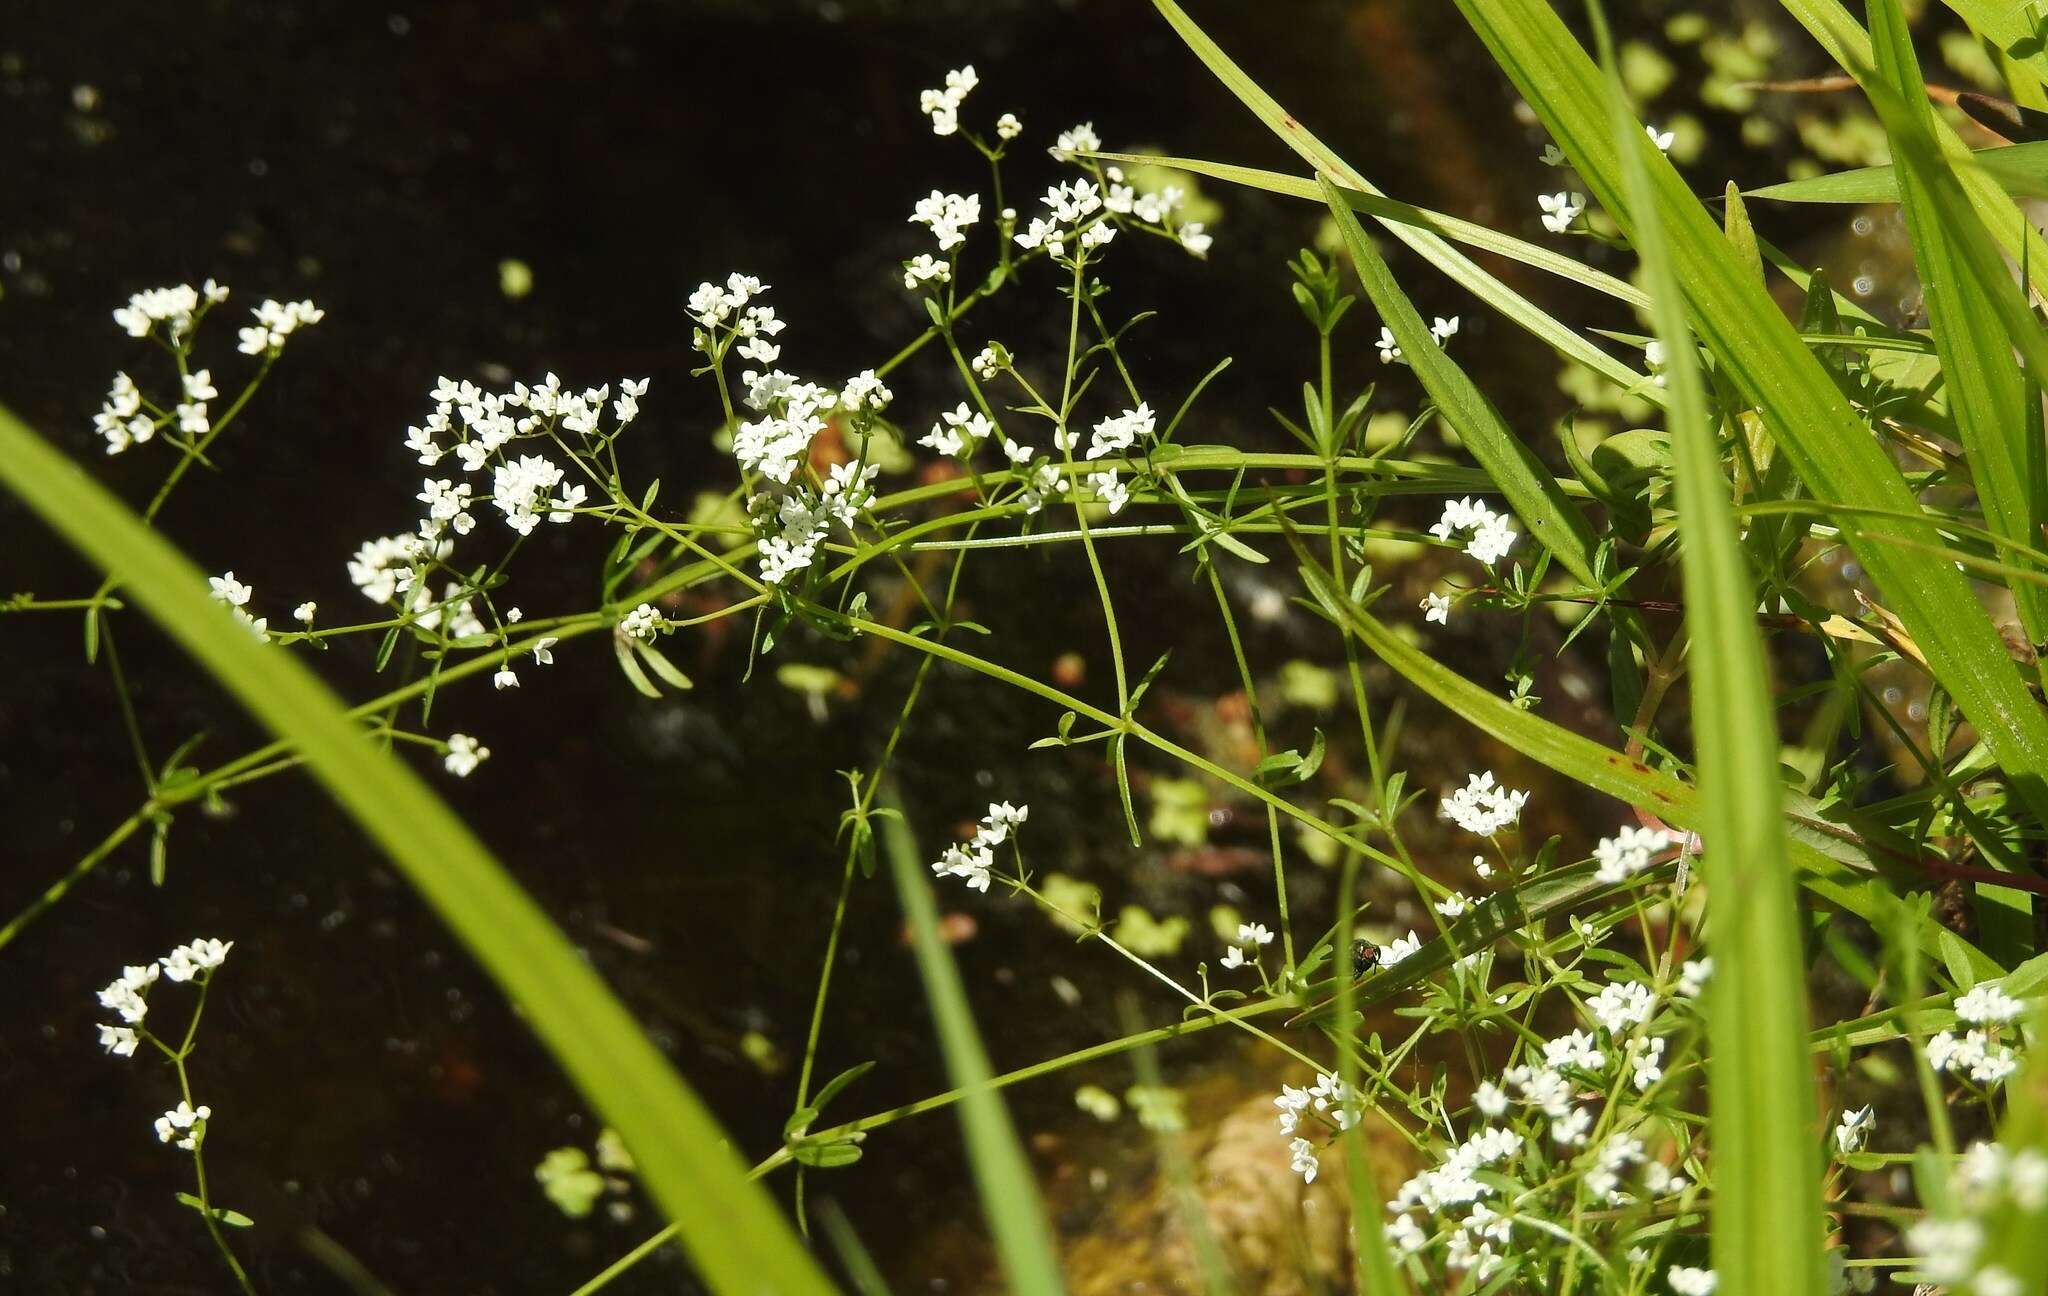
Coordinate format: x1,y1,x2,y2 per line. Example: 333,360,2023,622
0,402,835,1296
1148,0,1659,403
1745,139,2048,203
1450,0,2048,837
1592,4,1820,1289
879,795,1065,1296
1317,174,1604,587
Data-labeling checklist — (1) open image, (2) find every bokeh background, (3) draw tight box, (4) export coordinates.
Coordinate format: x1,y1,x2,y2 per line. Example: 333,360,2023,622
1,1,1925,1290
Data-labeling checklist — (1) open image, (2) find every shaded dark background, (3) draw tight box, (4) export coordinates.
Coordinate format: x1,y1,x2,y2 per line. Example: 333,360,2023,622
0,2,1863,1292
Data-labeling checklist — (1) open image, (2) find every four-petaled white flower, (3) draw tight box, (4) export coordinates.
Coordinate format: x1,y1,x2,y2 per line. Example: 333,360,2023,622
533,636,559,665
1539,191,1586,234
1645,123,1675,154
1834,1104,1874,1154
98,1024,139,1057
996,112,1022,141
1237,922,1274,947
161,938,232,983
155,1101,211,1151
1421,591,1452,624
1677,956,1713,999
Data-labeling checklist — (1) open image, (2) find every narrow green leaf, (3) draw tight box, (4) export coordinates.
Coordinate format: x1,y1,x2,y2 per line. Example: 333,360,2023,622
1318,175,1603,587
0,402,834,1296
1594,5,1819,1288
1746,140,2048,203
1452,0,2048,837
614,634,663,698
635,639,696,691
879,790,1064,1296
1147,0,1660,403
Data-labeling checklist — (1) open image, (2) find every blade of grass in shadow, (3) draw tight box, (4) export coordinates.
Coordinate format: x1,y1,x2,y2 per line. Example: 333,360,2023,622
1936,0,2048,92
1315,173,1603,588
879,793,1065,1296
1591,3,1821,1290
1116,992,1238,1296
1448,0,2048,838
1327,842,1408,1293
1085,149,1650,311
816,1200,891,1296
1147,0,1660,404
0,402,836,1296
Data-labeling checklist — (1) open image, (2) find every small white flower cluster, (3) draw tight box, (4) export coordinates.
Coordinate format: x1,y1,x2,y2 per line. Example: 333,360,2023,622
402,371,621,538
1927,981,2028,1086
1274,1072,1363,1190
918,402,995,457
94,370,154,454
1015,178,1111,260
1095,163,1214,258
1375,315,1459,366
94,939,233,1061
444,732,490,777
688,272,783,364
918,64,979,136
1593,824,1674,883
156,1100,212,1152
1539,191,1586,234
236,297,324,356
1429,497,1518,567
909,189,981,257
1218,921,1273,971
1085,402,1154,461
208,570,270,641
1905,1140,2048,1294
1677,956,1712,998
929,801,1030,893
113,280,229,339
1385,1123,1526,1280
1666,1266,1717,1295
1440,770,1529,837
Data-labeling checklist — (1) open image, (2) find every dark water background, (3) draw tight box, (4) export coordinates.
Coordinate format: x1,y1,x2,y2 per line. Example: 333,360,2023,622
1,2,1853,1292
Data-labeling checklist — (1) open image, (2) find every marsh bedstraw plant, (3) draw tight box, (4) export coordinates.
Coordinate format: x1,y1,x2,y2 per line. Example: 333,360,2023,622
14,2,2048,1290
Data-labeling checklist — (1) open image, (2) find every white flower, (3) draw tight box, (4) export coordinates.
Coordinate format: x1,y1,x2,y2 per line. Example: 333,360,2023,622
529,636,559,666
917,66,977,136
1086,469,1129,516
1926,1029,2021,1085
1587,981,1656,1033
493,667,519,690
1632,1035,1667,1091
1594,825,1674,883
1054,122,1101,155
903,254,952,290
1429,316,1460,345
237,297,323,353
1976,1267,2022,1296
910,190,981,253
1220,945,1249,970
1288,1137,1320,1184
112,283,202,339
1666,1265,1717,1295
1441,770,1529,836
1539,191,1586,234
1420,592,1452,624
1905,1218,1981,1285
1435,891,1470,918
840,370,893,413
1551,1106,1592,1147
619,603,663,641
996,112,1022,140
1387,1213,1428,1253
1429,497,1518,567
175,402,210,436
444,733,489,777
181,369,218,402
970,344,1004,381
1087,403,1155,460
155,1101,211,1151
1678,956,1713,998
1956,982,2025,1025
1542,1029,1606,1073
1376,326,1403,365
1473,1081,1507,1117
161,938,232,982
1834,1105,1874,1154
932,841,995,892
1237,922,1274,947
1177,222,1213,258
1539,143,1569,167
1381,930,1422,967
96,964,158,1025
1646,123,1675,153
98,1024,139,1057
292,601,316,627
208,572,253,608
1081,222,1117,250
919,422,964,457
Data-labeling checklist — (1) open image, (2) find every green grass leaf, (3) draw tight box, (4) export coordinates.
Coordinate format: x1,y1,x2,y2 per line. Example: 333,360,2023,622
1147,0,1658,404
1745,140,2048,203
1450,0,2048,838
0,402,834,1296
879,793,1065,1296
1593,3,1820,1287
1317,175,1603,587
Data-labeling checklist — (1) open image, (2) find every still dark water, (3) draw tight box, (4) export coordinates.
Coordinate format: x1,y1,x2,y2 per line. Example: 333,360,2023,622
1,2,1845,1292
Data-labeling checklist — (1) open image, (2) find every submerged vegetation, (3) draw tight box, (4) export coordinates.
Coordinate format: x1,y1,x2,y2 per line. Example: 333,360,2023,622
13,0,2048,1291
